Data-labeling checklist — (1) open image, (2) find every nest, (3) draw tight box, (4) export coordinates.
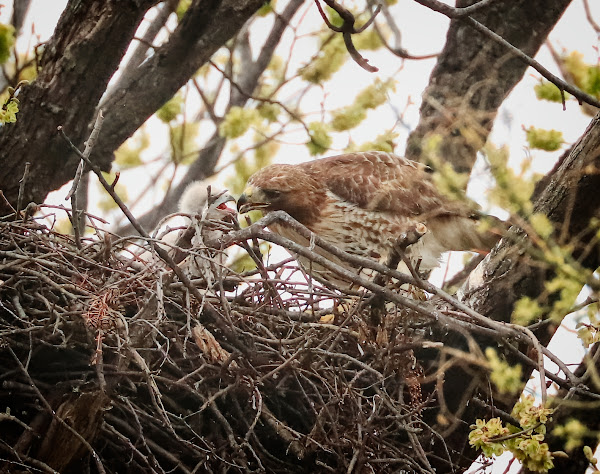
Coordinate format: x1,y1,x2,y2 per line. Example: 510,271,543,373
0,210,462,474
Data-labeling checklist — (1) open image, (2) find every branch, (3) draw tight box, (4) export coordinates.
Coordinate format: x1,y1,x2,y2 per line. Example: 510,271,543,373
57,125,226,325
315,0,380,72
114,0,304,236
414,0,600,109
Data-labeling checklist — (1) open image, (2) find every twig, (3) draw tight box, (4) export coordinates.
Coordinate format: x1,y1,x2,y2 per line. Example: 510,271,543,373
67,110,104,249
314,0,380,72
583,0,600,33
16,161,30,218
57,125,226,325
414,0,600,109
413,0,496,18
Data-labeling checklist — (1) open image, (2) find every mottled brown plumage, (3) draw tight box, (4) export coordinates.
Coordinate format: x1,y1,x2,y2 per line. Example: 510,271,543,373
237,151,500,287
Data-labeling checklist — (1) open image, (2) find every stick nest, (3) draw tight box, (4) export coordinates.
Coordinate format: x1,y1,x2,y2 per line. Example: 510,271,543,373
0,213,447,474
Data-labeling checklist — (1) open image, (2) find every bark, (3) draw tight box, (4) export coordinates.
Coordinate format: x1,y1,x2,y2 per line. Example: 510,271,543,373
434,113,600,470
406,0,572,174
92,0,267,173
34,392,110,472
115,0,305,236
0,0,158,214
0,0,266,214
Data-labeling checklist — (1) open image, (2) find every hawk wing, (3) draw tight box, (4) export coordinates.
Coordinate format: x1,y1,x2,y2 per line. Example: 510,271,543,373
302,151,470,219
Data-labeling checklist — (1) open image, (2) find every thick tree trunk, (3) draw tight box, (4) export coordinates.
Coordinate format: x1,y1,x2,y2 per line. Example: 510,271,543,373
0,0,266,214
528,344,600,473
0,0,158,214
406,0,572,174
435,113,600,470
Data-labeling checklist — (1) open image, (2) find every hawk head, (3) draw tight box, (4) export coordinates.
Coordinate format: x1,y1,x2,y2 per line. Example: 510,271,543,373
237,164,325,224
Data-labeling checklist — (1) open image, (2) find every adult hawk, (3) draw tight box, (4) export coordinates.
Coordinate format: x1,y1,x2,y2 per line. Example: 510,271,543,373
237,151,500,288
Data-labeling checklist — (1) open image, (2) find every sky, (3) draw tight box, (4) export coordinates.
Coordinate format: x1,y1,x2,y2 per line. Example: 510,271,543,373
2,1,600,471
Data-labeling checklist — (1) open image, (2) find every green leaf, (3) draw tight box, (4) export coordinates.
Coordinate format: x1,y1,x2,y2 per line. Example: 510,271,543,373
256,0,276,17
156,94,184,123
219,106,260,139
534,81,566,103
485,347,523,395
114,131,149,169
512,296,544,326
0,23,15,64
176,0,192,21
529,213,554,240
306,122,332,155
0,97,18,124
300,35,347,84
257,102,280,122
526,127,563,151
330,106,366,131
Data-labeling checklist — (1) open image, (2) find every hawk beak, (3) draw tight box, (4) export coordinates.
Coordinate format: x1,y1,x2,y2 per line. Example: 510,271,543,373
237,186,254,214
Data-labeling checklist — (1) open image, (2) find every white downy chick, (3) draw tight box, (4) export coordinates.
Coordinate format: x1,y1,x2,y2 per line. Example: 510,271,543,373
178,182,236,284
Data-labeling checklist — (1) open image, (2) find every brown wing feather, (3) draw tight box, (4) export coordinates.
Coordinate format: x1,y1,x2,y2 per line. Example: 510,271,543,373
300,151,464,218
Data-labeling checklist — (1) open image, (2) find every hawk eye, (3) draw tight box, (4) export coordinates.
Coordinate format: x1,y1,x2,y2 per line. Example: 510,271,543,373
262,189,281,200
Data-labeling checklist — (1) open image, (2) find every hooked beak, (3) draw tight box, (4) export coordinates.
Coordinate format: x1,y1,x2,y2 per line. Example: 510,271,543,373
237,186,267,214
237,187,251,213
215,193,237,217
207,190,237,217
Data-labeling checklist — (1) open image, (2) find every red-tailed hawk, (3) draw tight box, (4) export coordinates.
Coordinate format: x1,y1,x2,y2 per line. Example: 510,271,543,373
237,151,500,288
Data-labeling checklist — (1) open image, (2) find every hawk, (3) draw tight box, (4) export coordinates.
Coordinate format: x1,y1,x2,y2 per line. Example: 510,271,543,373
177,183,236,284
237,151,500,288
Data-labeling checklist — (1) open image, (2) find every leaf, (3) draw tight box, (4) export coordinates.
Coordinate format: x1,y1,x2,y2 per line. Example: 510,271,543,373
219,106,260,139
306,122,332,155
0,23,15,64
156,94,184,123
526,127,563,151
170,122,200,164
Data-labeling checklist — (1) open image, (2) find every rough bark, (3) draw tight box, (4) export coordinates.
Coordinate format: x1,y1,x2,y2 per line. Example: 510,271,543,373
0,0,158,214
406,0,572,174
435,113,600,470
35,392,110,472
92,0,267,173
0,0,266,214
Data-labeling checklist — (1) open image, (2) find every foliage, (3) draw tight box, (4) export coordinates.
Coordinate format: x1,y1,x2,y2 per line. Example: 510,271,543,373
306,121,332,155
485,144,535,215
534,81,567,103
553,419,589,452
577,306,600,348
0,96,18,124
562,51,600,98
346,130,398,153
156,94,184,123
470,395,554,472
114,130,150,170
525,127,563,152
256,0,277,17
0,23,15,64
2,1,600,471
330,78,395,131
97,172,129,212
300,34,347,84
485,347,523,395
512,296,545,326
176,0,192,21
219,106,261,139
